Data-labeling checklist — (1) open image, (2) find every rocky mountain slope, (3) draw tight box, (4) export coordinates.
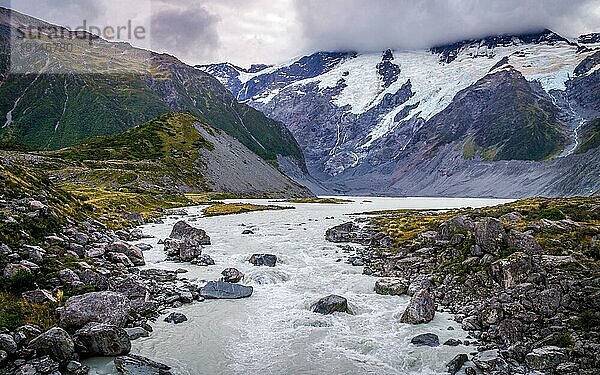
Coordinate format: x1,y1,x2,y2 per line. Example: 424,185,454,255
1,112,311,198
0,8,306,173
200,30,600,197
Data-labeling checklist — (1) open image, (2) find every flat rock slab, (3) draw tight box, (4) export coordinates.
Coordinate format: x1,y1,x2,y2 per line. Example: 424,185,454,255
200,281,253,299
114,354,172,375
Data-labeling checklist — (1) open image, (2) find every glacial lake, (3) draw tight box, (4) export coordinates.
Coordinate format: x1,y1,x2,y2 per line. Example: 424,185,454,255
88,197,512,375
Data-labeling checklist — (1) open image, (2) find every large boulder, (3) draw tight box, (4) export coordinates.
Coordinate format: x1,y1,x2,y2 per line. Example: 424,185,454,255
59,292,132,330
474,218,506,255
490,252,533,289
249,254,277,267
109,277,149,309
507,230,542,254
200,281,253,299
73,323,131,357
22,289,57,304
311,295,350,315
106,241,145,266
472,349,508,372
325,222,371,245
410,333,440,347
221,268,244,283
163,238,202,262
447,354,468,375
438,215,475,240
164,313,187,324
375,278,409,296
3,263,32,279
28,327,75,362
114,354,172,375
0,334,17,354
169,221,211,245
399,289,435,324
525,346,568,371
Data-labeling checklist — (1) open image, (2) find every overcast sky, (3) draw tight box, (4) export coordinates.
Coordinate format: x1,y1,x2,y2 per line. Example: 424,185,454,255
6,0,600,67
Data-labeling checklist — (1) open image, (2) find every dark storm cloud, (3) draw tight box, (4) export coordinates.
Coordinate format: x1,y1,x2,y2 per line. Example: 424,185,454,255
150,5,220,61
294,0,600,52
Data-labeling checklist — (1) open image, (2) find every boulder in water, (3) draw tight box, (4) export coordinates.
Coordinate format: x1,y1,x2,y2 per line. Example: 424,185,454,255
73,323,131,357
375,278,409,296
221,268,244,283
249,254,277,267
410,333,440,347
164,313,188,324
200,281,253,299
170,221,211,245
114,354,172,375
311,295,349,315
447,354,468,375
400,289,435,324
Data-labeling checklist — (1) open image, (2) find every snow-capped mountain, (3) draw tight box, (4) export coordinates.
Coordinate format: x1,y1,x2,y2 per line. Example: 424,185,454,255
198,30,600,197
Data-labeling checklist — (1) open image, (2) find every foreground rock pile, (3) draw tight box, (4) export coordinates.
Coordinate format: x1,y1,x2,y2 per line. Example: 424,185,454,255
327,199,600,375
0,193,211,373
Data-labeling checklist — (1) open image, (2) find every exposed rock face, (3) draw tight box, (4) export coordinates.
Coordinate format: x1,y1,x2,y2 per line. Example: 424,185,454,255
73,323,131,357
399,289,435,324
221,268,244,283
311,295,349,315
169,221,211,245
28,328,75,362
374,278,408,296
474,218,506,255
114,354,172,375
410,333,440,347
490,252,533,288
200,281,253,299
249,254,277,267
59,292,132,330
201,32,600,197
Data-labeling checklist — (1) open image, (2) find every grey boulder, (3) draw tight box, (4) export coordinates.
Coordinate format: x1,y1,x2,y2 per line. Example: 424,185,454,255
399,289,435,324
410,333,440,347
200,281,253,299
59,291,132,330
169,221,211,245
114,354,172,375
311,295,349,315
375,278,408,296
221,268,244,283
28,327,75,362
73,323,131,357
164,312,188,324
249,254,277,267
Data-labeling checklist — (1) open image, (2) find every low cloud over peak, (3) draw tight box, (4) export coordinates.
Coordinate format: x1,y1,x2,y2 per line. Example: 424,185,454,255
5,0,600,66
294,0,600,54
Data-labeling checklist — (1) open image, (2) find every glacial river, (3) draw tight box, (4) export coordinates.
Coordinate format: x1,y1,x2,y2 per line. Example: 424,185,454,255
89,197,511,375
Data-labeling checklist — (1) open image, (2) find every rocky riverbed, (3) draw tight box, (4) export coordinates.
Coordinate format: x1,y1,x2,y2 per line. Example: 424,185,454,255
6,193,596,375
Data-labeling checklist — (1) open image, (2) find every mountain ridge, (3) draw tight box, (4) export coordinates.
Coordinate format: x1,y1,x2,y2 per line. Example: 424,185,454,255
199,29,600,197
0,8,307,173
